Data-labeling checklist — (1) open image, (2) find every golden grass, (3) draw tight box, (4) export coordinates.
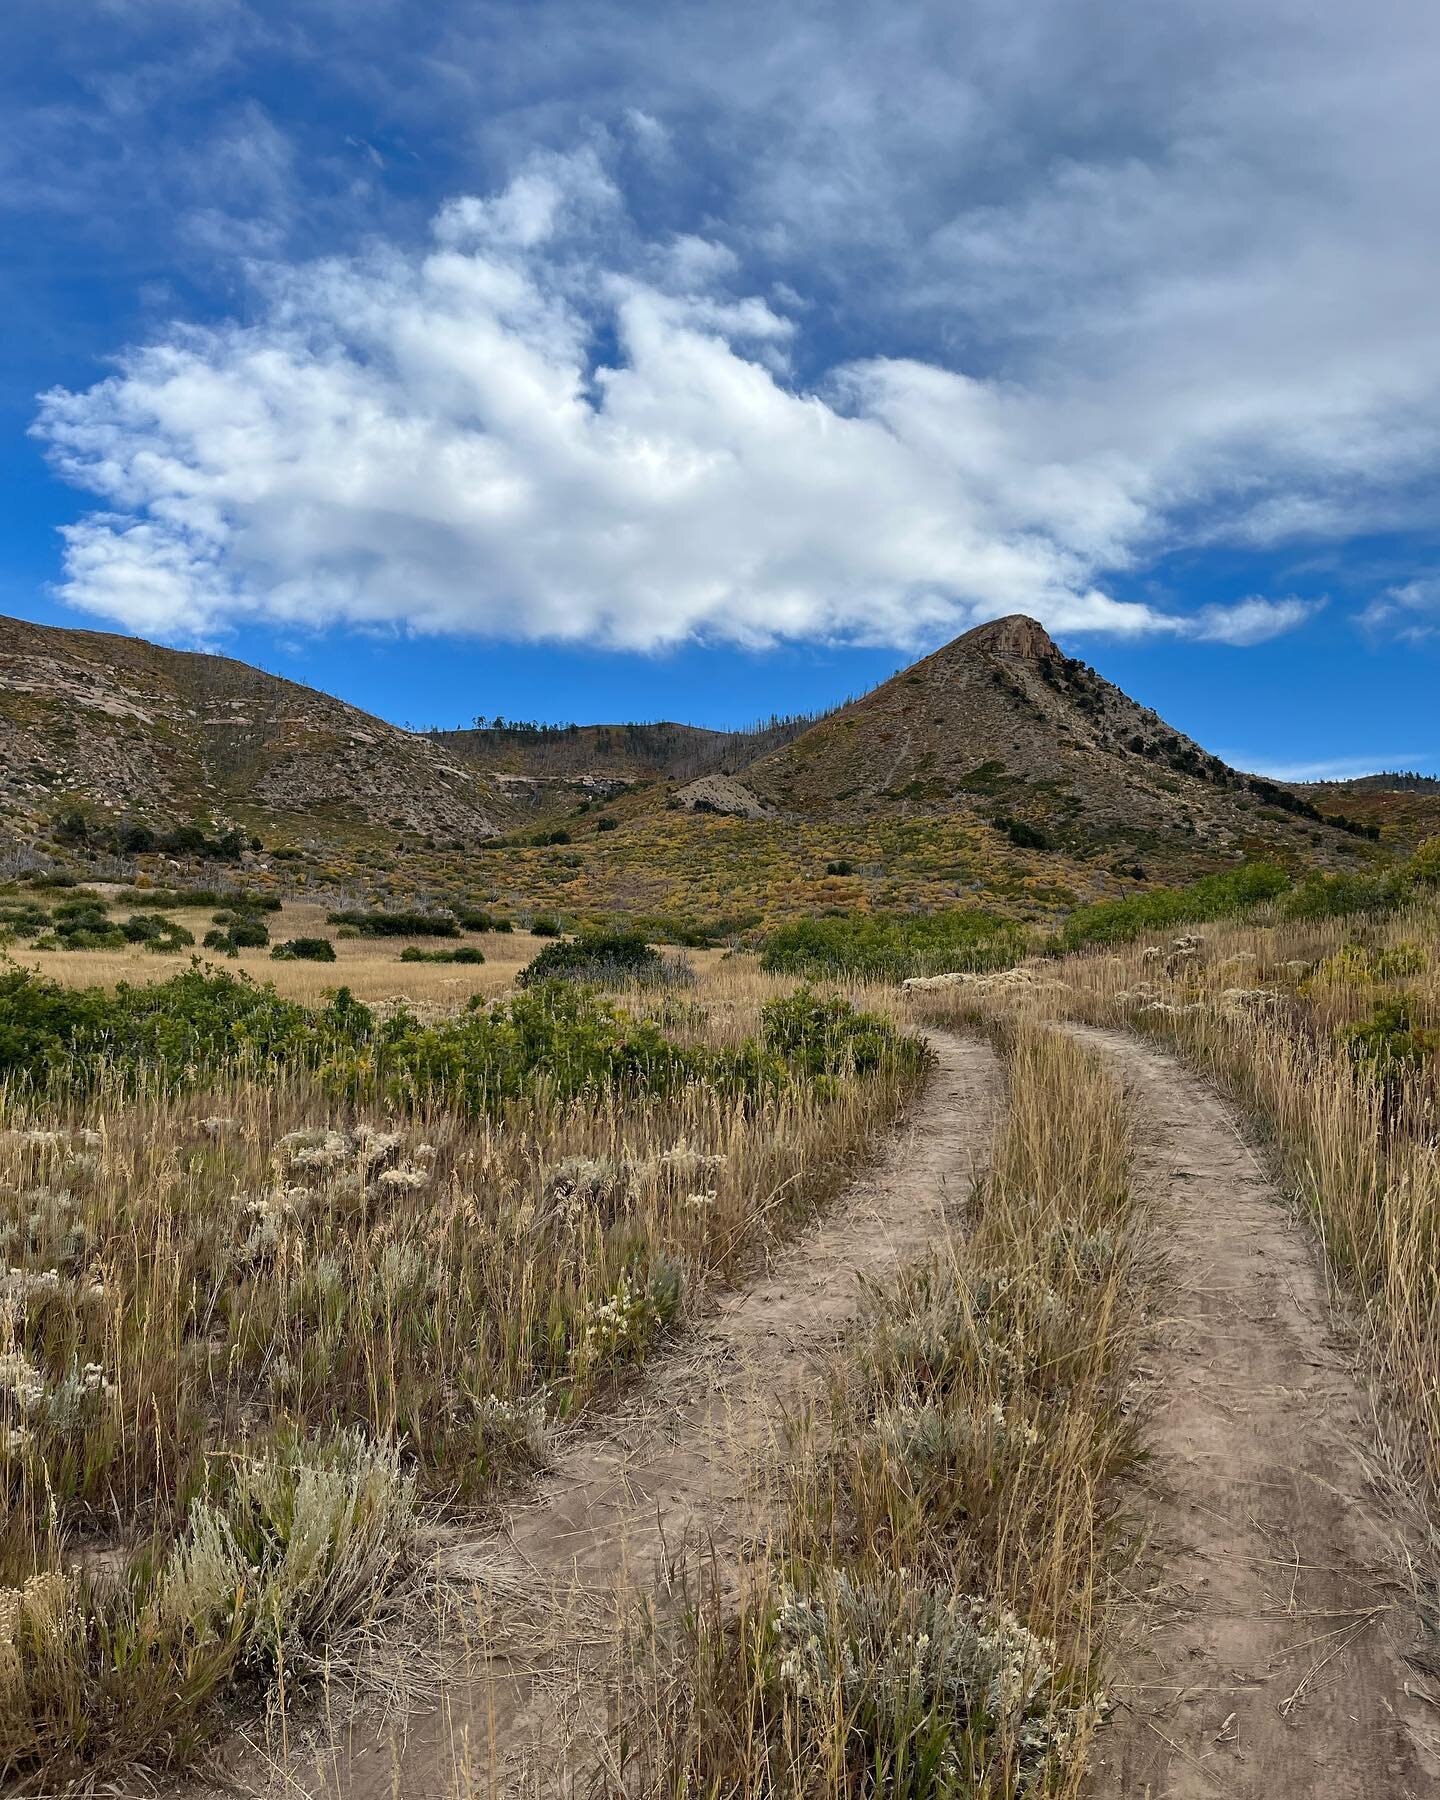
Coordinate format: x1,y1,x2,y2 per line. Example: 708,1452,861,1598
615,1021,1143,1798
913,903,1440,1503
0,957,922,1791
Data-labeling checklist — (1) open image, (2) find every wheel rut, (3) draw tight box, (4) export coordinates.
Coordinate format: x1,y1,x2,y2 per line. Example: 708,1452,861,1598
227,1030,1003,1800
1070,1026,1440,1799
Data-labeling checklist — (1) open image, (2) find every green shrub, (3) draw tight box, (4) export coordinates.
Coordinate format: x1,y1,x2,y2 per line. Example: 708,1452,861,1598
398,945,486,965
763,910,1027,981
162,1430,417,1677
271,938,336,963
1056,862,1291,951
325,910,459,938
530,915,562,938
1343,1001,1440,1082
517,929,669,989
993,815,1052,851
455,910,513,933
761,986,925,1080
1278,870,1407,921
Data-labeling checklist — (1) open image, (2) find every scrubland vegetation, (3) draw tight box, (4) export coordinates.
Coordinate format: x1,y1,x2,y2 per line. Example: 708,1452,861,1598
913,842,1440,1507
0,952,922,1790
619,1025,1141,1797
3,825,1439,1795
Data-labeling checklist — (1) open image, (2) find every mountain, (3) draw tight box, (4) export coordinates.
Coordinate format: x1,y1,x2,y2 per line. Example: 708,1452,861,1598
724,615,1372,864
0,609,1384,918
0,613,507,847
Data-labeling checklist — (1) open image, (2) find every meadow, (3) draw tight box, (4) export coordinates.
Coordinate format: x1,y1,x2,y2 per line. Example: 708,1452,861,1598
3,848,1439,1796
0,933,923,1791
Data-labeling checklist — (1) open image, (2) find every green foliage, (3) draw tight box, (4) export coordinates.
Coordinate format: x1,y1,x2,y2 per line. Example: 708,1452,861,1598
1406,835,1440,885
992,814,1052,851
271,938,336,963
762,909,1027,981
1343,1001,1440,1081
0,966,919,1122
1278,869,1408,920
760,986,926,1081
529,914,562,938
454,909,512,933
398,945,486,965
0,966,363,1085
1056,862,1291,951
325,909,460,938
517,929,668,989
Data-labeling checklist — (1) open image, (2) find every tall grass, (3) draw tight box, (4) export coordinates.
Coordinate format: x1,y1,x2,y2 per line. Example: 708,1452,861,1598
924,904,1440,1506
0,966,924,1791
621,1024,1144,1798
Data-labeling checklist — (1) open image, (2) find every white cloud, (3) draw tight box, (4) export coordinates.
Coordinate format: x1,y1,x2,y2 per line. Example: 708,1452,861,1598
34,152,1325,654
1223,753,1432,782
1360,578,1440,641
1187,596,1322,646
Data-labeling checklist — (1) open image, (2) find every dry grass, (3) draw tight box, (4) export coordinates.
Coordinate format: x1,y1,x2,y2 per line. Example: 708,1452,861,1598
0,954,921,1792
609,1022,1145,1799
912,902,1440,1504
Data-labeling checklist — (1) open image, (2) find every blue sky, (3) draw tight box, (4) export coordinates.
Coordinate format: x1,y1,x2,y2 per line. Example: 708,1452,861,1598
2,2,1439,776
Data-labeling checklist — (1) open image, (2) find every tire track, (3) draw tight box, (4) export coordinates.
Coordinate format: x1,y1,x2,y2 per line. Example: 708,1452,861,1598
1070,1026,1440,1798
220,1030,1002,1800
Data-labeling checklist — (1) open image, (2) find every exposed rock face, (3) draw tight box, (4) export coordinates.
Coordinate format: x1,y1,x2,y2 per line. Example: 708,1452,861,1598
671,774,776,819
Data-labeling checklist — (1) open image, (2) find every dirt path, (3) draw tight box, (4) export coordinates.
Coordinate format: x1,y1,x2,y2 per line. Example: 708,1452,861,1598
1071,1026,1440,1799
236,1030,1002,1800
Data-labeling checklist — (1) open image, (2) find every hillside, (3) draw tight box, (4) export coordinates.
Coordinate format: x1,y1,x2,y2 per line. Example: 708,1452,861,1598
0,609,1386,922
733,615,1374,864
1288,773,1440,849
0,613,508,847
431,713,822,782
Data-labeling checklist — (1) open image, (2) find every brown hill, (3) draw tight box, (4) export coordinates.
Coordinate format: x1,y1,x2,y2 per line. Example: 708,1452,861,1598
0,613,507,845
736,615,1370,866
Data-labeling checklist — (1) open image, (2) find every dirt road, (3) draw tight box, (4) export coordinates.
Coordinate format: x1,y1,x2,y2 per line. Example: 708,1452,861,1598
1073,1025,1440,1798
238,1030,1002,1800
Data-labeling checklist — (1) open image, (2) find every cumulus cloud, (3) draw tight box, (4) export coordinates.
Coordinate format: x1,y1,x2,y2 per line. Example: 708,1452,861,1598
34,149,1328,654
28,153,1160,650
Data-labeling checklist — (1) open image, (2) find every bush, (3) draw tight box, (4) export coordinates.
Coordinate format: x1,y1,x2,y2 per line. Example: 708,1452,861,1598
529,915,562,938
455,910,513,933
325,910,459,938
1056,862,1291,952
597,817,619,832
1278,870,1408,921
517,929,668,989
272,938,337,963
398,945,486,965
761,986,924,1080
227,917,270,949
993,814,1052,851
162,1430,417,1677
763,910,1027,982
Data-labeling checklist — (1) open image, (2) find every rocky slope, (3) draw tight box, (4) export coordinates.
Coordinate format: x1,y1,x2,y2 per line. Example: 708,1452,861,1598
734,615,1367,866
0,614,506,843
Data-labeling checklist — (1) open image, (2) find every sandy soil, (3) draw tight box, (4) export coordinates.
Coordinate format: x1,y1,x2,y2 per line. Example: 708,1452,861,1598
1073,1026,1440,1798
211,1030,1002,1800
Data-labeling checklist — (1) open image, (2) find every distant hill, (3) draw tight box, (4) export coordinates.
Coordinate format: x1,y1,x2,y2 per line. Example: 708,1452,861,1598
0,609,1388,915
431,713,825,781
0,613,508,848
